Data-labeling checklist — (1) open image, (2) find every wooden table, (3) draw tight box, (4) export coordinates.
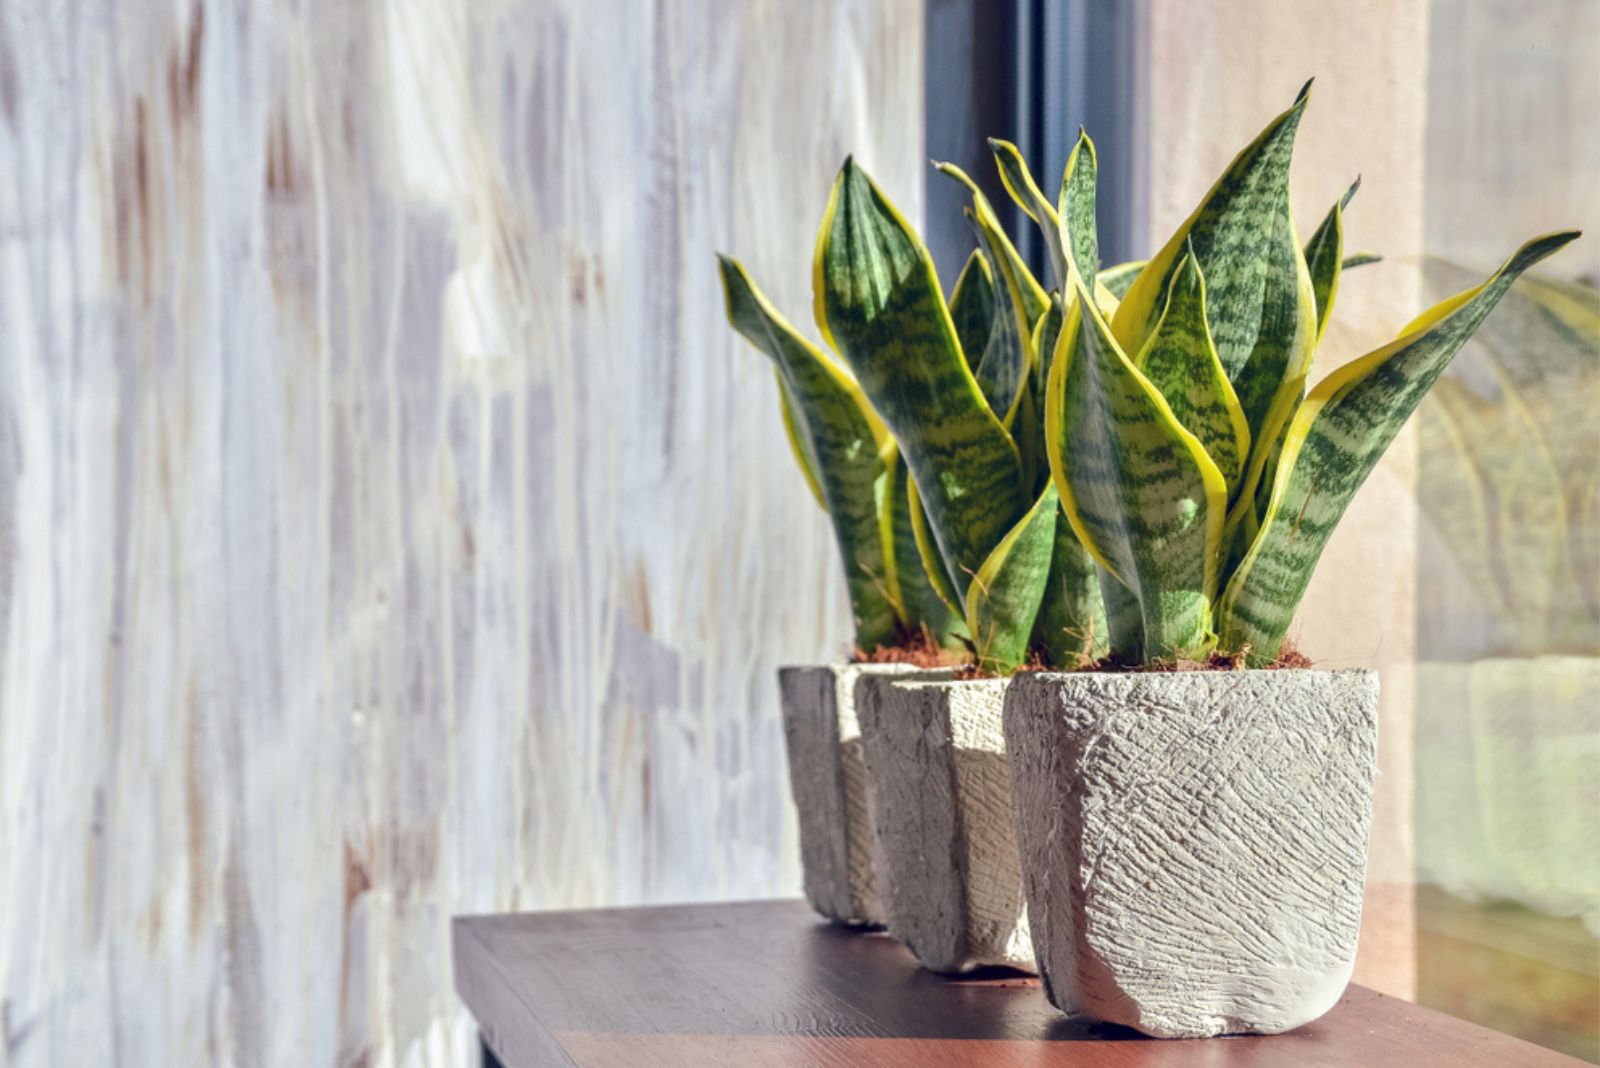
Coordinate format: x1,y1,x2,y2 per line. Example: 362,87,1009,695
453,899,1584,1067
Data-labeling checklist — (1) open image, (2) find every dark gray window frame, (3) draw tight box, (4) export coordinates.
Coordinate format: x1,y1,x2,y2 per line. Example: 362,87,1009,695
924,0,1144,285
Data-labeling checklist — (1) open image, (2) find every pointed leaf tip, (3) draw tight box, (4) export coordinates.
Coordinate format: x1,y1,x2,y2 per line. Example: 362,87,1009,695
1341,175,1362,210
1296,77,1314,103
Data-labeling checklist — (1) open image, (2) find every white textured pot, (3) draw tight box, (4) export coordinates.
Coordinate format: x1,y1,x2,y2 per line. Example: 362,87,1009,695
778,664,914,926
857,675,1033,973
1003,669,1379,1038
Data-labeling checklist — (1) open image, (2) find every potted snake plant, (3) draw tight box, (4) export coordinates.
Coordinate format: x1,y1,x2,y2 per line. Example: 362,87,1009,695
998,81,1578,1037
717,255,963,926
805,143,1125,972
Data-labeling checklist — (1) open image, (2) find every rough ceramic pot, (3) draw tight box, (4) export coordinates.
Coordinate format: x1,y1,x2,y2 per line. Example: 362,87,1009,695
857,675,1033,973
778,663,914,926
1003,669,1379,1038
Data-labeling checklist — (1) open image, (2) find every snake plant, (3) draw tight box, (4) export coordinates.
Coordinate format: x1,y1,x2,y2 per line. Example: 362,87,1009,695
1040,82,1579,665
723,80,1578,673
813,157,1108,674
717,256,959,652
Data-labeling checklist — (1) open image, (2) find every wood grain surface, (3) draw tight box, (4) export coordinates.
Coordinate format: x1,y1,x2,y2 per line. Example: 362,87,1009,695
453,899,1587,1067
0,3,921,1064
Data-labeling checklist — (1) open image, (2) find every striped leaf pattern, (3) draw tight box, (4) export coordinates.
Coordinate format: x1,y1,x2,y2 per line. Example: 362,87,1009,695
1305,177,1361,342
723,84,1578,672
948,250,996,371
965,482,1061,672
880,451,964,646
962,210,1030,422
814,158,1029,601
1218,231,1582,663
906,476,963,617
1054,272,1226,658
990,137,1070,289
1031,514,1109,666
1111,83,1317,444
718,254,900,647
1135,247,1252,491
1098,260,1146,300
1058,133,1101,290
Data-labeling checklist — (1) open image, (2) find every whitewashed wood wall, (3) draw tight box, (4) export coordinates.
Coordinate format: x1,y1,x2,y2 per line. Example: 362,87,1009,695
0,2,923,1064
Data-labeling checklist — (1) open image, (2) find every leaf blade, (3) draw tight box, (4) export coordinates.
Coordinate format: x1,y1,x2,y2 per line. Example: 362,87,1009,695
719,253,900,646
1110,83,1318,442
965,483,1060,672
1217,230,1582,663
814,159,1031,601
1136,248,1252,491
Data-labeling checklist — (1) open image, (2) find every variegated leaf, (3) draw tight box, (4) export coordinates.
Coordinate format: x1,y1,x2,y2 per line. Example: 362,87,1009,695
906,476,964,618
1098,260,1146,299
776,379,826,506
1218,230,1581,663
1096,564,1146,661
1058,132,1101,291
880,451,965,646
814,158,1029,601
1135,246,1252,491
1111,82,1317,443
1030,294,1064,422
1052,274,1227,658
1030,507,1109,666
948,249,996,371
965,482,1060,672
1306,176,1360,342
1342,252,1382,270
962,209,1029,422
935,161,1050,326
990,137,1070,289
718,253,900,647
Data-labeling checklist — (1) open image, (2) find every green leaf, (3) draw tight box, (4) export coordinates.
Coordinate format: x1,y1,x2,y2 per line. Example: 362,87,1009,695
881,450,966,646
776,379,826,507
1098,260,1147,299
1111,82,1317,444
1135,246,1252,491
906,475,965,618
990,137,1070,289
938,162,1048,426
1045,131,1225,659
1305,176,1360,342
1096,564,1146,661
1058,132,1101,291
1342,252,1382,270
962,209,1030,423
1054,281,1227,658
935,161,1050,327
718,253,900,647
965,482,1060,672
1031,507,1110,666
814,158,1030,601
948,250,996,371
1029,294,1065,424
1217,230,1582,664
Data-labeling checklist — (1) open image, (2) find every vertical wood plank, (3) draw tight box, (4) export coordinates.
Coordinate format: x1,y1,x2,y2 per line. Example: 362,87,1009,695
0,1,924,1063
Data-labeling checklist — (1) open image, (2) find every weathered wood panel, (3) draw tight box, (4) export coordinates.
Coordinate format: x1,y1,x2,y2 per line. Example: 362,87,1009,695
0,2,923,1064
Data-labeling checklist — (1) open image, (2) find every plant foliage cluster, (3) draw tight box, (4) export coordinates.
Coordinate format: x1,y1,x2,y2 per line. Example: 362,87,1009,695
721,82,1578,671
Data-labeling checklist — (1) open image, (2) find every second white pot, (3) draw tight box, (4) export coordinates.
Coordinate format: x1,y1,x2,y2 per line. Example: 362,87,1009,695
857,674,1033,974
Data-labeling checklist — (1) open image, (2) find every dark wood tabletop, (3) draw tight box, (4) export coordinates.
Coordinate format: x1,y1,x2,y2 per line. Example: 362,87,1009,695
453,898,1584,1067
